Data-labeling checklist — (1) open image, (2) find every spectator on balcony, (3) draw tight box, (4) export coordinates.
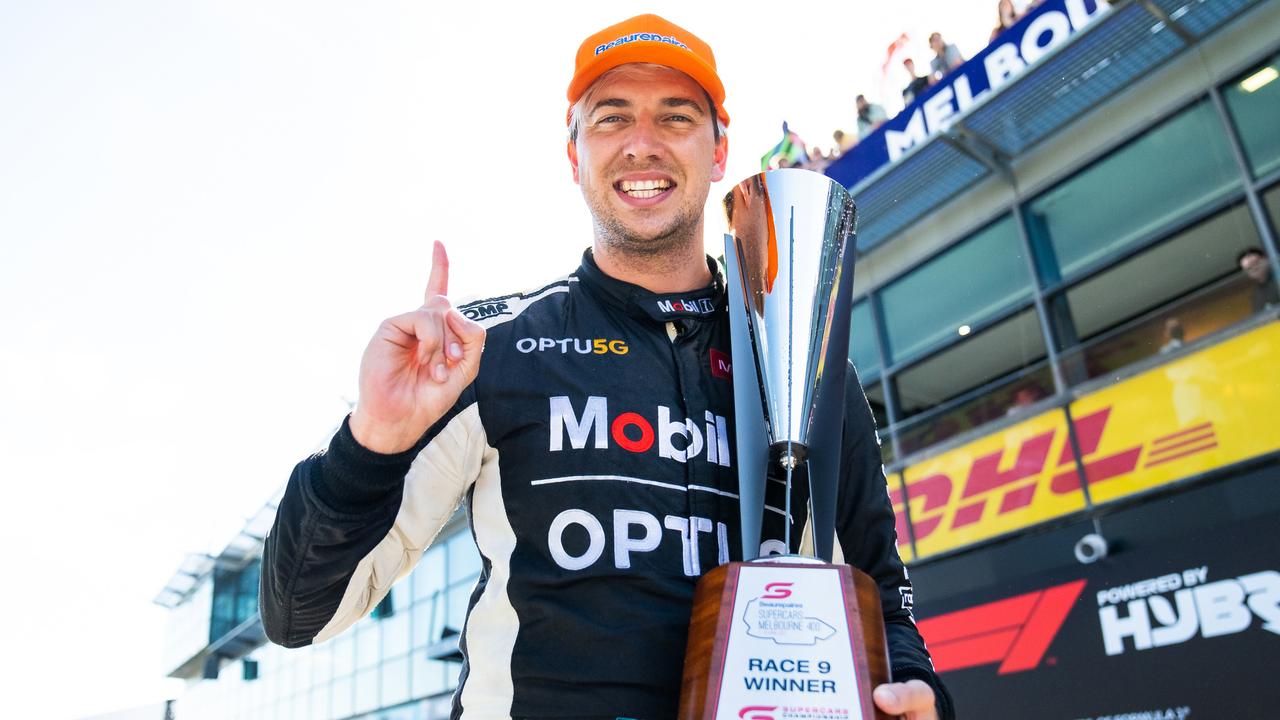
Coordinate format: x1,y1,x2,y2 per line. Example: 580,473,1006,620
1005,385,1043,416
1238,246,1280,312
902,58,932,104
990,0,1023,42
928,33,965,81
856,94,888,138
832,129,856,155
1159,317,1185,354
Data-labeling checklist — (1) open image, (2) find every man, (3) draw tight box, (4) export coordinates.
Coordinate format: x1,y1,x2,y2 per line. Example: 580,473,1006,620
260,14,953,720
927,32,965,81
1238,246,1280,312
902,58,932,104
856,93,888,138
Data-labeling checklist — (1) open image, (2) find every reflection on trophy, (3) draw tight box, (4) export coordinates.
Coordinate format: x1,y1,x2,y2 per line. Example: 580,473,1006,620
679,169,891,720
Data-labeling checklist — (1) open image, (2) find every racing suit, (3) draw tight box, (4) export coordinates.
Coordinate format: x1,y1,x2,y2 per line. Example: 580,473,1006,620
260,251,954,720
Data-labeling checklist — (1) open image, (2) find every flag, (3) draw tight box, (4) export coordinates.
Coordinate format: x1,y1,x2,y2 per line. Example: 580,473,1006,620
882,32,911,75
760,121,809,170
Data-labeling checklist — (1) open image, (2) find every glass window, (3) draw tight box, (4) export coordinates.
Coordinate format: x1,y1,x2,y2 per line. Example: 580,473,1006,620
355,622,381,670
1056,204,1266,382
413,594,445,649
881,215,1032,363
446,584,472,634
1267,183,1280,232
411,654,448,699
285,654,305,696
331,633,355,678
446,533,482,585
1223,53,1280,178
289,692,310,720
381,655,411,708
354,666,379,714
894,309,1051,454
309,683,331,720
1028,100,1240,281
413,546,446,601
382,611,411,660
390,576,413,613
309,642,333,687
849,300,881,380
331,675,354,719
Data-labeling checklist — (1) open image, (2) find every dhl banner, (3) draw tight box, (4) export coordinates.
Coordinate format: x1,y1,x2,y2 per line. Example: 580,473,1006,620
893,322,1280,560
893,407,1087,558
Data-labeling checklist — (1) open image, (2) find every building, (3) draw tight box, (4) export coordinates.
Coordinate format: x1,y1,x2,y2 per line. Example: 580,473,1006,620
157,0,1279,717
156,490,480,719
824,0,1280,715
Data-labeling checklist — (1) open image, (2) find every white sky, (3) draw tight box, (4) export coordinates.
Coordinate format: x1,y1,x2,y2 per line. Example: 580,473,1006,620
0,2,994,718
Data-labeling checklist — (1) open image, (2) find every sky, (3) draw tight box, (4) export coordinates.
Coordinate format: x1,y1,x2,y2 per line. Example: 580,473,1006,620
0,2,995,717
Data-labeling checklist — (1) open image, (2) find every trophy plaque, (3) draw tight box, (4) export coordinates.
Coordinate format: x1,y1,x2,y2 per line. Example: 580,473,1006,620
678,169,892,720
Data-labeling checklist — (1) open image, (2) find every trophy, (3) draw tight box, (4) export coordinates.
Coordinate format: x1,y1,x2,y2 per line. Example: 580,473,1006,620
678,169,891,720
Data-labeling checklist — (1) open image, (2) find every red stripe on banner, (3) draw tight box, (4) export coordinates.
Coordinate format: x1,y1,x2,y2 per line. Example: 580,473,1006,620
1146,431,1215,456
998,579,1086,674
1144,442,1218,468
1152,422,1213,444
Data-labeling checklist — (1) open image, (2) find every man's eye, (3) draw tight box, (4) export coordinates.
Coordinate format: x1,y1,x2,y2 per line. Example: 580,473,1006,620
667,114,694,123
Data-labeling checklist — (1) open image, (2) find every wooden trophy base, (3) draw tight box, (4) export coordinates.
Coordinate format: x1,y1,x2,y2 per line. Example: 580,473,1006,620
678,559,892,720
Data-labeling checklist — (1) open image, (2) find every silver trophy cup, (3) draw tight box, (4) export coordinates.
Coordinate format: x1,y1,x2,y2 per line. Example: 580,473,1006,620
723,168,857,563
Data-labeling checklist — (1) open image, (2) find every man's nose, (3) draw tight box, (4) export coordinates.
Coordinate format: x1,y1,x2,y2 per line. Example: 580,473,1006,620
623,118,664,161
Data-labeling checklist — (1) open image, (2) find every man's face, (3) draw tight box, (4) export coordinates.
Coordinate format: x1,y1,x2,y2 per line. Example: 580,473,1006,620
930,35,943,52
1240,251,1270,284
904,58,916,74
856,96,868,112
569,65,728,255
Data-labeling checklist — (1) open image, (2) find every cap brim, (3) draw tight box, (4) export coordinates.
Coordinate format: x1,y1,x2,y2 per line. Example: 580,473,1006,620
567,44,728,126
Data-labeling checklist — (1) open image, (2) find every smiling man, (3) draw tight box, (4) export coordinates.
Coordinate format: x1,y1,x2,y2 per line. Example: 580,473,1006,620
260,14,953,720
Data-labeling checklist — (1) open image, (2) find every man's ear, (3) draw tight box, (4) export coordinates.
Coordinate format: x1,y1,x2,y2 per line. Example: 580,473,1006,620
710,134,729,182
567,140,580,185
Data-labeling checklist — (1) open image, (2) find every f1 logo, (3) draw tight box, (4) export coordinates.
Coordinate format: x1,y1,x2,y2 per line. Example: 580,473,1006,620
762,582,793,600
739,706,778,720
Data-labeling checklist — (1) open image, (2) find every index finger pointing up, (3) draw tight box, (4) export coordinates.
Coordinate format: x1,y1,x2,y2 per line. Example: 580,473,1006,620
425,240,449,302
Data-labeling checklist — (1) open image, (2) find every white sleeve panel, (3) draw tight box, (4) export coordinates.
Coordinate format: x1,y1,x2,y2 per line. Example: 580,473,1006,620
458,442,519,718
313,403,485,644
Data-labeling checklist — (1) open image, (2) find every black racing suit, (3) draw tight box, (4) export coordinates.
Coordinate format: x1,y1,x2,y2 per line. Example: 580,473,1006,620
260,251,953,720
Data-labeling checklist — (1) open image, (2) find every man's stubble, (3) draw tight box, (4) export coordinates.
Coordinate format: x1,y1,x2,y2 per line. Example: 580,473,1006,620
584,181,707,276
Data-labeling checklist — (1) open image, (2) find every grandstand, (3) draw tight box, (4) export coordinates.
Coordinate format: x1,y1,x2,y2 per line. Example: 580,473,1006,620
827,0,1280,715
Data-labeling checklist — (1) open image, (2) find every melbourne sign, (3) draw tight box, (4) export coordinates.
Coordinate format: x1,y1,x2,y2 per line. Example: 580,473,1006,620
825,0,1111,190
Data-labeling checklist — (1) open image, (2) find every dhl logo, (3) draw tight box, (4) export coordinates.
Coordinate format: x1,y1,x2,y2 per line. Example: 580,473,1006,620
890,407,1218,552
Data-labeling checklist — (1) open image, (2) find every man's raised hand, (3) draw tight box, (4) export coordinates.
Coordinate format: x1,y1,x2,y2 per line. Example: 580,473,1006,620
350,241,486,454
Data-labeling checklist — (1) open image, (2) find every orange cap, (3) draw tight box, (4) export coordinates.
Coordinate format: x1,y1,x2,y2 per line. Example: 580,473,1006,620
567,14,729,127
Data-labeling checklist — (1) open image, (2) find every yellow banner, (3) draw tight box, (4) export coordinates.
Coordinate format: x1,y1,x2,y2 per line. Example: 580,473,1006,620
1068,322,1280,505
899,322,1280,559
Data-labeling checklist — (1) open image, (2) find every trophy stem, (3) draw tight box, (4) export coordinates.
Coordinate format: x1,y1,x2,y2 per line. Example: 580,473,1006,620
776,441,807,556
783,444,793,552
